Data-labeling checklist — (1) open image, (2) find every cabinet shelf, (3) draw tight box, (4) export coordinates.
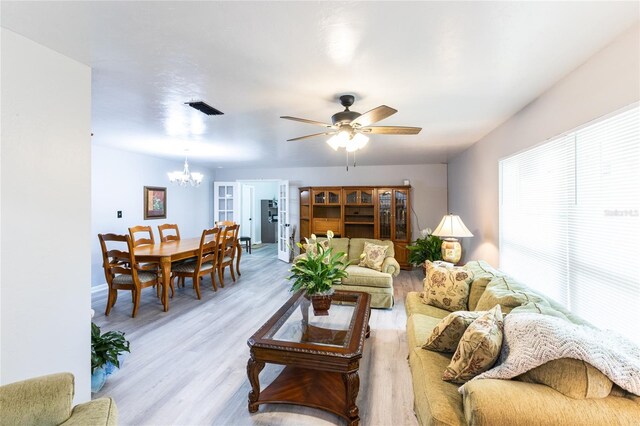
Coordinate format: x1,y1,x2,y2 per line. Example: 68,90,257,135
344,221,375,225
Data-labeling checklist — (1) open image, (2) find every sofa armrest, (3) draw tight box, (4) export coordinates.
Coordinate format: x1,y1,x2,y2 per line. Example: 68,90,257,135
60,397,118,426
382,257,401,277
0,372,74,425
461,379,640,426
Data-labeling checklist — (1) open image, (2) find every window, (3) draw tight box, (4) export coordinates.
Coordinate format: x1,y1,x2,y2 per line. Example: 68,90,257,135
499,104,640,344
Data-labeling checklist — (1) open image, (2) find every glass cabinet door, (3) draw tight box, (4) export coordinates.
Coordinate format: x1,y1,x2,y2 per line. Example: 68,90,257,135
345,189,358,204
378,190,392,240
313,190,326,204
360,189,373,205
394,189,409,241
327,190,341,204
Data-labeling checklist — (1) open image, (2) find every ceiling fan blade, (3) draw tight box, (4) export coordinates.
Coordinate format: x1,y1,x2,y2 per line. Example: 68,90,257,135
287,131,337,142
280,116,334,128
360,126,422,135
351,105,397,127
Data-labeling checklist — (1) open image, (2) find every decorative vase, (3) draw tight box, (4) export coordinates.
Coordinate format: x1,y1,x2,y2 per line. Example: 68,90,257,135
91,366,107,393
309,291,333,316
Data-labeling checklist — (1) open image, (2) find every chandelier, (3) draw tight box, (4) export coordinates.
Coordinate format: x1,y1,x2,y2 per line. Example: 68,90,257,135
168,153,203,187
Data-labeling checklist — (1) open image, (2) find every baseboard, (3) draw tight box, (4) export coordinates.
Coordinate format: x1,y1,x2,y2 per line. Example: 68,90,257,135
91,283,108,293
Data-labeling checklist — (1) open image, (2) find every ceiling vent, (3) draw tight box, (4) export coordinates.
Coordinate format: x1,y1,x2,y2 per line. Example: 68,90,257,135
185,101,224,116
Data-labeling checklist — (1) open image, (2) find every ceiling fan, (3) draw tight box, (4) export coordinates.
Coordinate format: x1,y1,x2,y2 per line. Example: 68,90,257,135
280,95,422,154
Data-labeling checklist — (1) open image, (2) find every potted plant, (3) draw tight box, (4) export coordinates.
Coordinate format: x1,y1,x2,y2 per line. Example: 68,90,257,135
91,322,130,393
407,228,443,273
288,230,349,315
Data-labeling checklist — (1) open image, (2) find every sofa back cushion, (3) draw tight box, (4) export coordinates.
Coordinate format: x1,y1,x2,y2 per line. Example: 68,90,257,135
348,238,394,263
509,301,569,321
517,358,613,399
327,238,350,262
464,260,506,310
474,276,546,313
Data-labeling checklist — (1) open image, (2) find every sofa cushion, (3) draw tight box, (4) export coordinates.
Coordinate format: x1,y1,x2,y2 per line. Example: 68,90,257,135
474,275,545,313
464,260,506,310
509,301,569,321
348,238,394,263
409,347,467,426
443,305,504,384
405,292,452,319
517,358,613,399
358,241,389,271
407,314,442,349
423,311,485,353
342,265,392,288
327,238,350,261
61,397,118,426
423,261,473,312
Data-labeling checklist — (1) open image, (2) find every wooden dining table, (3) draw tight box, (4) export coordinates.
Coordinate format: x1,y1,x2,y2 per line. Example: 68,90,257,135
133,236,243,311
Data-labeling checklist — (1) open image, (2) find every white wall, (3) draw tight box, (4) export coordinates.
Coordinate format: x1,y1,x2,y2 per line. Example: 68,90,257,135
216,164,448,242
1,29,92,401
448,24,640,267
91,145,215,286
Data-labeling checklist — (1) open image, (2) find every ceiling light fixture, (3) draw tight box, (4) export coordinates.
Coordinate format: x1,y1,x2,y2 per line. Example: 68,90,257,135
168,151,203,187
326,128,369,152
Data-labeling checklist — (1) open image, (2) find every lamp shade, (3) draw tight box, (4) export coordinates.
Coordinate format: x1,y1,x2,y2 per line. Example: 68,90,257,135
432,214,473,238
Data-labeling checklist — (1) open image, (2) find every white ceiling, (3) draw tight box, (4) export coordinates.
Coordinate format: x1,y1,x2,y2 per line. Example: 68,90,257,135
2,1,638,169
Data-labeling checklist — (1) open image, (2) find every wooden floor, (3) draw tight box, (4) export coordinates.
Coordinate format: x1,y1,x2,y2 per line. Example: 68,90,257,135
93,244,424,426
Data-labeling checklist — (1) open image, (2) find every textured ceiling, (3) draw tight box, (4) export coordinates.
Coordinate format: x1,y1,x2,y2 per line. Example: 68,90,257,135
2,1,638,168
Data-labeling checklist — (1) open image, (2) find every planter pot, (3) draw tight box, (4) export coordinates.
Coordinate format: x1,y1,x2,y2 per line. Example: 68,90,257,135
91,366,107,393
310,293,333,316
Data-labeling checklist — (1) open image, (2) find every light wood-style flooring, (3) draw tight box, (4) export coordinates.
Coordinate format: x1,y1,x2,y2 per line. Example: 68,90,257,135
92,244,424,426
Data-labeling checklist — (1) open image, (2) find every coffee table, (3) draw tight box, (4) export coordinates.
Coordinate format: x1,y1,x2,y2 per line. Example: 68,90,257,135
246,290,371,426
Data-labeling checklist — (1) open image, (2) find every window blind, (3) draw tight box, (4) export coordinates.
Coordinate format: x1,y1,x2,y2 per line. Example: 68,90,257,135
499,104,640,345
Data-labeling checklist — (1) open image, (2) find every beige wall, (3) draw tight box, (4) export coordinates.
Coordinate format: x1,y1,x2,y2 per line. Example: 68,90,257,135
448,24,640,267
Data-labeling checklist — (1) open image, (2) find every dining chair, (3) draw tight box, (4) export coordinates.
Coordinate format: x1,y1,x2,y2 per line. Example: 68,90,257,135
158,223,181,242
98,233,161,318
217,224,239,287
216,221,243,277
171,227,221,299
128,225,163,296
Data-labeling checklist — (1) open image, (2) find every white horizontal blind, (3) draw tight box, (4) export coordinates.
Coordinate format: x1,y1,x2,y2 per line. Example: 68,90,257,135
500,104,640,345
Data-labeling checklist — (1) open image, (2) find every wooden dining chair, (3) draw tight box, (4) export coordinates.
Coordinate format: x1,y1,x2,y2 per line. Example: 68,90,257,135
217,224,239,287
158,223,181,242
98,233,161,318
170,227,221,299
216,221,243,277
129,225,155,246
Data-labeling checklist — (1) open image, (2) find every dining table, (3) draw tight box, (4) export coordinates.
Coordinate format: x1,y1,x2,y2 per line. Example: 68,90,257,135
133,236,242,311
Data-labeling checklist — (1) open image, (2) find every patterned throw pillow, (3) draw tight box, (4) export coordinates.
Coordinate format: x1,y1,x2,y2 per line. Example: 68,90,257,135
423,311,485,352
358,242,388,271
304,239,330,256
443,305,504,383
422,261,473,312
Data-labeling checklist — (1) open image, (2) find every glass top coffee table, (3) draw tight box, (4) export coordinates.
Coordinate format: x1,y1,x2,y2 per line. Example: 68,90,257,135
247,290,371,426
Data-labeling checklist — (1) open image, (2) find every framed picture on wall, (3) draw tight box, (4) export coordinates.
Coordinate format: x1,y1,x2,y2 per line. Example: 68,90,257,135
144,186,167,219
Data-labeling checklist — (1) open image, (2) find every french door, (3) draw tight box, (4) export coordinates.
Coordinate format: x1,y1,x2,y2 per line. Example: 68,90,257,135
277,180,290,262
213,182,239,224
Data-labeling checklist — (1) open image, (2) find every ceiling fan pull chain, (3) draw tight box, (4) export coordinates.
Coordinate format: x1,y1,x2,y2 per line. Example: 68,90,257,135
354,150,357,168
346,150,349,171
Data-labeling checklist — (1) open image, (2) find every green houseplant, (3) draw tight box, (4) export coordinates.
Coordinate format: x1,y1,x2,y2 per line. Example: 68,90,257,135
91,322,130,392
288,231,349,315
407,228,443,270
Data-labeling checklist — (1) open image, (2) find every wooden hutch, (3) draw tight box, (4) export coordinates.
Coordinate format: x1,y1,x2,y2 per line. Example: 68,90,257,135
299,186,412,269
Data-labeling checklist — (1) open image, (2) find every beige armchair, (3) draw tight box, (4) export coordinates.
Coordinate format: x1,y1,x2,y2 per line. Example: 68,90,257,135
0,373,117,426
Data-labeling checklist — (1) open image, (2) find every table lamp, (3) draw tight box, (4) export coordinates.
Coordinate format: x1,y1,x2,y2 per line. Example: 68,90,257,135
431,214,473,264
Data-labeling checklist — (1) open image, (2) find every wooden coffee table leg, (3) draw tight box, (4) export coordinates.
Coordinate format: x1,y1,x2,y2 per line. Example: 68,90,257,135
247,355,265,413
343,370,360,425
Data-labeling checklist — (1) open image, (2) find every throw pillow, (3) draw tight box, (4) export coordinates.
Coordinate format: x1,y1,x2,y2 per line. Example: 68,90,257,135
474,276,545,313
422,261,473,312
304,239,330,256
423,311,485,352
443,305,504,383
517,358,613,399
358,242,388,271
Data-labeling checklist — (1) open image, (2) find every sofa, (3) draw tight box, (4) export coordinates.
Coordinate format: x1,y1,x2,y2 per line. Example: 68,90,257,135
0,373,118,426
300,237,400,308
405,260,640,426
